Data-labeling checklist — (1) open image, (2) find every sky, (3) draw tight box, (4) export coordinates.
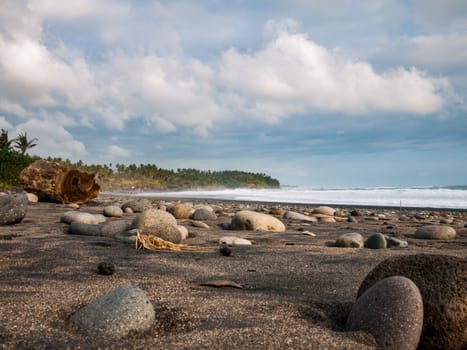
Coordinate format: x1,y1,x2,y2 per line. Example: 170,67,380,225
0,0,466,187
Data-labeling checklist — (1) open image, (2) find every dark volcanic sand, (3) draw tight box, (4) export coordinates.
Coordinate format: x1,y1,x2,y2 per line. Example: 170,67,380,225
0,193,466,349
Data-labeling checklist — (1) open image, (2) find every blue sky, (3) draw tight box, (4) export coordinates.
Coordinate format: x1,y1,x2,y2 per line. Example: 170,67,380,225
0,0,466,187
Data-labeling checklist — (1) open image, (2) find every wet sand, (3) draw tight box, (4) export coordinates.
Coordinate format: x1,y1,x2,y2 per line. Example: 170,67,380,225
0,193,466,349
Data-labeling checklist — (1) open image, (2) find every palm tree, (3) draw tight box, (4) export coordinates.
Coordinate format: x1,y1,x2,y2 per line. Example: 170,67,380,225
14,132,38,155
0,129,14,151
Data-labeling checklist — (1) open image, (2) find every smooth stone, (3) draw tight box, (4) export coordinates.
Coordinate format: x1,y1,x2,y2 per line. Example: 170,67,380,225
25,192,38,203
190,220,210,229
365,216,380,221
97,262,116,275
191,208,217,221
177,225,189,240
335,232,364,248
103,205,123,217
230,210,285,232
193,204,214,212
219,246,232,256
358,254,467,350
169,203,194,219
69,285,155,338
365,233,387,249
140,223,183,243
115,230,138,244
219,236,252,246
121,199,152,213
60,211,106,225
384,235,408,248
313,206,336,216
346,276,423,350
414,225,456,240
100,220,129,237
319,216,336,223
131,209,177,230
68,222,101,236
284,211,318,223
0,194,27,225
348,216,358,223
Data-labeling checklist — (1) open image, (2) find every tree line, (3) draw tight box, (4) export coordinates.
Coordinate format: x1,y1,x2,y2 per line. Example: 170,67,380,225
0,129,280,190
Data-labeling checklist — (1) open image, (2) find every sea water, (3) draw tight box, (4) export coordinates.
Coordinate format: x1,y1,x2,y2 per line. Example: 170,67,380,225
136,186,467,209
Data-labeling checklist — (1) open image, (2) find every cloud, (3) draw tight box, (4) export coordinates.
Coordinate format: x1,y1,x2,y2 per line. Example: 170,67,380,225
15,119,87,160
219,31,448,121
103,145,130,159
0,116,13,130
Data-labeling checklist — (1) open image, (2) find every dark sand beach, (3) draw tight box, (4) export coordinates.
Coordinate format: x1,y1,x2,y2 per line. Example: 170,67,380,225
1,192,466,349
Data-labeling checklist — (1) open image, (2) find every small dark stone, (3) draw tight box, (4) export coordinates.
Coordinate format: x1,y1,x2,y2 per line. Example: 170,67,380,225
365,233,387,249
98,262,116,275
350,209,361,216
220,246,232,257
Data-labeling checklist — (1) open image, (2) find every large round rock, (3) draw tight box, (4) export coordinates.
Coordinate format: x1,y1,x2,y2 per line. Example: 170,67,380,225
131,209,177,230
358,254,467,350
140,223,184,244
230,210,285,232
70,285,155,338
0,194,27,225
335,232,364,248
191,208,217,221
414,225,456,240
347,276,423,350
313,206,336,216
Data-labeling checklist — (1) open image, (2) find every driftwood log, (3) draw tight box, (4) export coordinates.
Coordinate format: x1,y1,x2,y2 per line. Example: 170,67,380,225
20,160,101,204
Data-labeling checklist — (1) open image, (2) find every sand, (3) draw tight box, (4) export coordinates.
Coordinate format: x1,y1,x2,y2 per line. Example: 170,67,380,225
0,193,466,349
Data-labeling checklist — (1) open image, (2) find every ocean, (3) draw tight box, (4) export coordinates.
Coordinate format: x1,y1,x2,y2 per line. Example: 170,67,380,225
135,186,467,209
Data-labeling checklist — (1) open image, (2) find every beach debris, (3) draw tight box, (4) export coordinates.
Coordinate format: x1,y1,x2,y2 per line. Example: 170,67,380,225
201,280,243,289
69,285,155,338
0,194,27,225
230,210,286,232
335,232,364,248
97,262,116,275
219,236,252,246
358,254,467,350
301,230,317,237
20,159,100,204
414,225,456,240
364,233,387,249
219,246,232,256
135,233,201,251
346,276,423,350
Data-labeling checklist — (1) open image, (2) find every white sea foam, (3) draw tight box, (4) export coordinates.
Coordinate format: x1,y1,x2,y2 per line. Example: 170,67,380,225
136,186,467,209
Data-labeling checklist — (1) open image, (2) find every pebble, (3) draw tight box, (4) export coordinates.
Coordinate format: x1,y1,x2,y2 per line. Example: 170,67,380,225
60,211,106,225
169,203,195,219
69,285,155,338
25,192,38,203
384,235,408,248
219,236,252,246
190,220,210,229
219,246,232,256
100,220,129,237
284,211,318,222
414,225,456,240
121,199,152,213
191,208,217,221
103,205,123,217
346,276,423,350
335,232,364,248
365,233,387,249
97,262,116,275
312,206,336,216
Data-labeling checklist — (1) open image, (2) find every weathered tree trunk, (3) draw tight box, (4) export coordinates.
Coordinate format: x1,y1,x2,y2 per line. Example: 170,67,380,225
20,160,101,204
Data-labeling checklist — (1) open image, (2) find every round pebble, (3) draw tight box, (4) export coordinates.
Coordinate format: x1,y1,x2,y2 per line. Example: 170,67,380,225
98,262,116,275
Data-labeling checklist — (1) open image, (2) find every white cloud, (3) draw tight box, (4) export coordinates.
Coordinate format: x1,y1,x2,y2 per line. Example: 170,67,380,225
15,119,87,160
103,145,130,159
219,31,448,121
0,116,13,130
